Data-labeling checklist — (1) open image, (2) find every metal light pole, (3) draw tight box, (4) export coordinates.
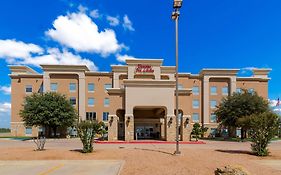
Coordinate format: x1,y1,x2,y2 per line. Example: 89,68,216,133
172,0,182,155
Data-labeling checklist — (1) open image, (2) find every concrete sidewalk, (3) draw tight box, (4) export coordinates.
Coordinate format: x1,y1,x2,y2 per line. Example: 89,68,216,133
0,160,124,175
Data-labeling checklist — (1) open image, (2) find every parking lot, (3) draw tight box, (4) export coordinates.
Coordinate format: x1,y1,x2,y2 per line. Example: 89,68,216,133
0,160,123,175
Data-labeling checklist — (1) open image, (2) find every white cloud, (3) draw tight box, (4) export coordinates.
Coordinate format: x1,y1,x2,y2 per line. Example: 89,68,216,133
78,4,88,13
21,48,98,71
0,102,11,113
123,15,135,31
90,9,100,19
0,39,43,60
46,12,123,56
116,54,137,62
273,108,281,112
0,39,98,71
0,86,11,95
269,99,279,108
106,16,119,26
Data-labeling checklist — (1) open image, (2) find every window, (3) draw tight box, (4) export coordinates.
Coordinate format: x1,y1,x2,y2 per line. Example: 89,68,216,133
104,98,110,107
51,83,58,92
88,83,95,92
192,113,199,123
88,98,95,106
25,127,32,135
70,97,76,106
210,113,217,123
210,100,217,109
103,112,109,121
178,84,183,90
192,100,199,109
192,86,199,95
25,85,32,93
210,86,217,95
104,84,112,90
248,88,254,94
39,84,43,93
86,112,96,120
222,86,228,95
210,128,217,136
69,83,76,92
236,88,242,93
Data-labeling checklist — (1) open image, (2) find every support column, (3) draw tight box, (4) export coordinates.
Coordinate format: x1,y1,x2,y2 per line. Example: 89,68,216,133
43,72,50,92
113,73,120,88
166,115,176,141
230,76,237,95
160,118,165,140
78,73,86,120
125,114,134,141
108,115,119,141
203,76,210,125
181,115,192,141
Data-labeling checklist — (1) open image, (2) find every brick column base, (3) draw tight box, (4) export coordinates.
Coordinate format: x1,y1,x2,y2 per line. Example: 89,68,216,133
108,115,118,141
125,114,134,141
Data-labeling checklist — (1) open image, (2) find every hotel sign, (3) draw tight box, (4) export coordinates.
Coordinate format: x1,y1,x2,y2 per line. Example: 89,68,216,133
135,64,154,73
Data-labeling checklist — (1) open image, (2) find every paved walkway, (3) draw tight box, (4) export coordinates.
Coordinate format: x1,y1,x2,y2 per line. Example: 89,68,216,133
255,160,281,171
0,160,124,175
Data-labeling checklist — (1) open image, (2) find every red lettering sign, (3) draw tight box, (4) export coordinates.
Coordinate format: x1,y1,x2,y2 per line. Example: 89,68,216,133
135,64,154,73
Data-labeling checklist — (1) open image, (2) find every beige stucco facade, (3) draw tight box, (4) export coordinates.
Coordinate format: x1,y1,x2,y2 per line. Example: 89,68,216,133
9,59,271,141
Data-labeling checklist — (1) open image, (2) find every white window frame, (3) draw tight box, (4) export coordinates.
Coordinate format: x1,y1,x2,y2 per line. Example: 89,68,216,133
222,86,228,96
88,83,95,92
210,113,217,123
25,85,32,93
88,98,95,107
192,113,200,123
192,100,199,109
210,86,217,95
69,83,76,92
210,100,217,109
50,83,58,92
192,86,199,95
104,98,110,107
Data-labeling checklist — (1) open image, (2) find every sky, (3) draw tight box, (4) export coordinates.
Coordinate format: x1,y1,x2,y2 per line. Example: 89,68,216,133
0,0,281,128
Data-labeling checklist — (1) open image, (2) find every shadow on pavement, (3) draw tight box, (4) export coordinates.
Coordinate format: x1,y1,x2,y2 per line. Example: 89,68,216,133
134,147,174,155
215,149,253,155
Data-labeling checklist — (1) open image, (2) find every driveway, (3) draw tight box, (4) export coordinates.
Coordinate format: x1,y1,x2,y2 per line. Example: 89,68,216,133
0,160,124,175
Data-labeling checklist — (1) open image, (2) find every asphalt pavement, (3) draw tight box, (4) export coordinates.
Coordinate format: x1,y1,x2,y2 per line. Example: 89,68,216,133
0,160,124,175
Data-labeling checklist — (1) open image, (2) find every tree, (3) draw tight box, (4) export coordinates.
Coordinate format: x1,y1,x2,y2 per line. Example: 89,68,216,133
76,120,105,153
215,90,269,138
20,92,77,137
191,123,208,141
238,112,279,156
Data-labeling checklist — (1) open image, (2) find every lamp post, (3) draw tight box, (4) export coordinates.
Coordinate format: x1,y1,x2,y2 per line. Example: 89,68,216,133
172,0,182,155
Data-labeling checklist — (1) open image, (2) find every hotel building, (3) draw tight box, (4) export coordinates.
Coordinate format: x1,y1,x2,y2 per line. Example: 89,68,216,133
9,59,271,141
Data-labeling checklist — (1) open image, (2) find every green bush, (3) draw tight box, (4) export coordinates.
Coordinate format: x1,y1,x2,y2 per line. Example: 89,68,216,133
191,123,208,141
76,120,105,153
240,112,279,156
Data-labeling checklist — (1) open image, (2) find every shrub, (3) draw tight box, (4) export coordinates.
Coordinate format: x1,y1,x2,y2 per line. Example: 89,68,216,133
76,120,105,153
191,123,208,141
239,112,279,156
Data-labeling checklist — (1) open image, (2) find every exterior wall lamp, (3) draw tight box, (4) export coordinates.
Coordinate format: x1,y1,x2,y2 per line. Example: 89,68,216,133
184,117,190,128
173,0,183,8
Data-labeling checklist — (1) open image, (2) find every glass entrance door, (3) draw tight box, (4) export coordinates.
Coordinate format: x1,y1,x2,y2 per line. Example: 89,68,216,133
135,126,154,139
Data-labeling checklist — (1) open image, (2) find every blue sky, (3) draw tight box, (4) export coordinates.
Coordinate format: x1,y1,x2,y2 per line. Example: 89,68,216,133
0,0,281,128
